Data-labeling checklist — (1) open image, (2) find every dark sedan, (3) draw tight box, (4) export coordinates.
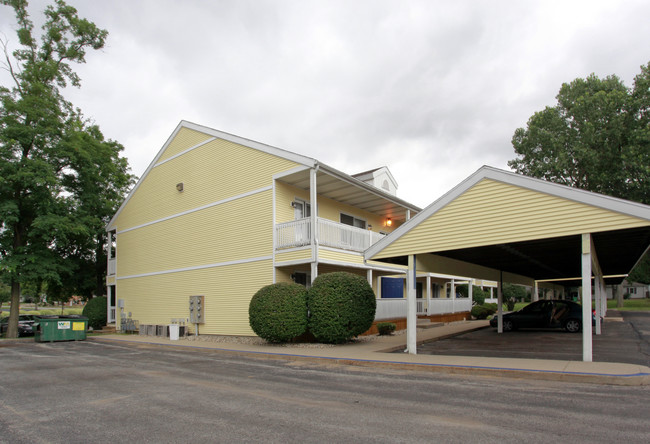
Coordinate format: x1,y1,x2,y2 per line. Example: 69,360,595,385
0,314,35,337
489,300,595,333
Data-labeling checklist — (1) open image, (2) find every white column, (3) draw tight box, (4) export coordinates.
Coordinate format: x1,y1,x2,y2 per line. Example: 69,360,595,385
426,275,432,315
468,281,473,305
533,281,539,302
310,168,318,283
367,269,372,287
450,279,455,312
594,276,602,335
581,233,593,362
497,279,503,333
406,254,417,354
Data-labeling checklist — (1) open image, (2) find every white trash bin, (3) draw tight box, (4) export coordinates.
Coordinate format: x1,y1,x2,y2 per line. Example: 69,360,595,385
169,324,180,341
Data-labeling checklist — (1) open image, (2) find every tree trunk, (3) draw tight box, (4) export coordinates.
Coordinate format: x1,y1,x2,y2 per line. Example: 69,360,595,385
6,278,21,339
616,285,625,308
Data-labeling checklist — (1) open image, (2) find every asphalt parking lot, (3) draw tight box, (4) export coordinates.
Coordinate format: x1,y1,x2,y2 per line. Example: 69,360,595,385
417,310,650,366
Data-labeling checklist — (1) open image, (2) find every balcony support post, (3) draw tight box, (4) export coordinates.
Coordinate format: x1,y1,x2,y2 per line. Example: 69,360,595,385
310,167,318,283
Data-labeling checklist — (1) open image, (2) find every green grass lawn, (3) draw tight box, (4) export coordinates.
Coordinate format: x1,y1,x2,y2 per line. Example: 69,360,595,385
0,306,84,317
507,298,650,312
607,298,650,311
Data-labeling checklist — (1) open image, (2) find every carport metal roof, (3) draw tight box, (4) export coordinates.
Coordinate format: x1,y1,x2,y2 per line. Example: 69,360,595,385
366,166,650,285
365,166,650,362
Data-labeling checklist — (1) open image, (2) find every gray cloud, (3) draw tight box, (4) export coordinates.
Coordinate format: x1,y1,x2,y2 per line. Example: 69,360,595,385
1,0,649,207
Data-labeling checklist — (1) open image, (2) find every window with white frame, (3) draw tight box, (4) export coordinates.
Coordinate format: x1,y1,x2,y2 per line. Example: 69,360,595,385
340,213,366,229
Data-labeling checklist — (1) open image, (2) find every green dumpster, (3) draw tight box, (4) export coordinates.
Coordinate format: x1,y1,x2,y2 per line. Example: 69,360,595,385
33,315,89,342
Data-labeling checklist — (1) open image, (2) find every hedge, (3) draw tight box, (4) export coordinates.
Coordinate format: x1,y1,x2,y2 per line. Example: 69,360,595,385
82,296,107,330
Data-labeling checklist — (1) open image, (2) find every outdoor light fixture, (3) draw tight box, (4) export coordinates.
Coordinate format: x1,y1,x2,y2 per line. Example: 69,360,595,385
176,183,184,192
385,218,392,227
291,201,297,208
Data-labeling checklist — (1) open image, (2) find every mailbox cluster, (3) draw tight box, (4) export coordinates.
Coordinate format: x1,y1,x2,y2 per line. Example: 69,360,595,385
189,295,204,324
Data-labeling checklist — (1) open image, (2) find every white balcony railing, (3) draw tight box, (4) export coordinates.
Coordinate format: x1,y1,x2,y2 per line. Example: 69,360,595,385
275,217,385,252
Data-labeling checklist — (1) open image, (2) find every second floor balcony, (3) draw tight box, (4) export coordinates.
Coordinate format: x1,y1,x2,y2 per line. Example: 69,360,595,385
276,217,385,253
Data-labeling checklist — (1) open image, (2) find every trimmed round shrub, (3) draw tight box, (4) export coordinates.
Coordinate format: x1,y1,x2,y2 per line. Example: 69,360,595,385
249,282,308,343
307,272,376,344
82,296,107,330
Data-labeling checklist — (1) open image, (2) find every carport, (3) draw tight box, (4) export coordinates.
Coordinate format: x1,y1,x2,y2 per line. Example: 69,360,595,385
365,166,650,361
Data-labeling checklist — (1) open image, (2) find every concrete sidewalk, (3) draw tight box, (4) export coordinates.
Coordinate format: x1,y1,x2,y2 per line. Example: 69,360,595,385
92,320,650,386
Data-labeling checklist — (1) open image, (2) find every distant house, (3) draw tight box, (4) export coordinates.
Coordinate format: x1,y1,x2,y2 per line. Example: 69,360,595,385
606,279,649,299
105,121,473,335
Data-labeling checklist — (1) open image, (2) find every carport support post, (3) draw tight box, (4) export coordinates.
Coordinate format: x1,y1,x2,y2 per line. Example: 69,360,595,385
497,275,503,333
533,281,539,302
406,254,417,354
581,233,593,362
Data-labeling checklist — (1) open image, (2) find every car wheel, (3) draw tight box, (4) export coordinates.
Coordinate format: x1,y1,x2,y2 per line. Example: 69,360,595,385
565,318,581,333
503,319,514,332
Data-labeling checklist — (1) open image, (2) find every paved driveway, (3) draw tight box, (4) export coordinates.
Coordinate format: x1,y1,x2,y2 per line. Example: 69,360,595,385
417,310,650,366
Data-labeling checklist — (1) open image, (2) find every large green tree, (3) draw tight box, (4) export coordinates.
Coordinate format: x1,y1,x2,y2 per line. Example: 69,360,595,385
508,63,650,284
509,63,650,204
0,0,133,337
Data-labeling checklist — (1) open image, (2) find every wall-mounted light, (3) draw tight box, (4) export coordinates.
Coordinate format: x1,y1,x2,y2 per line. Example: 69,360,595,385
385,218,392,227
176,183,184,192
367,224,373,230
291,201,298,208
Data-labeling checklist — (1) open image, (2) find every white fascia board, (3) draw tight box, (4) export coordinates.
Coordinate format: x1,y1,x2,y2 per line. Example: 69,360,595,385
365,165,650,261
106,121,190,231
364,166,488,260
480,166,650,221
180,121,316,168
318,162,420,213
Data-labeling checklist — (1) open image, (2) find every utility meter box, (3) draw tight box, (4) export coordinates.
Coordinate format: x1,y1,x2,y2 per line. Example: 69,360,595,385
189,295,204,323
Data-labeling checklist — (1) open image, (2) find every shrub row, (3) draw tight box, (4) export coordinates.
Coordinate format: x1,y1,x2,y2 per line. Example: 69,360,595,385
249,272,376,344
471,303,498,320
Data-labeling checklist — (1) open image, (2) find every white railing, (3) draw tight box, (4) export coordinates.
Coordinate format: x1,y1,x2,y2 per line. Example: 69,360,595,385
108,258,116,276
378,298,472,320
318,218,384,251
275,218,311,249
376,299,407,320
275,217,385,252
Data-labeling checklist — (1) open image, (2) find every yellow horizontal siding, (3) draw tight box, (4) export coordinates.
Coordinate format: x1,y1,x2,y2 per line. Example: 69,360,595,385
117,191,272,277
376,179,650,258
275,248,311,263
117,137,299,230
319,249,364,264
275,182,309,223
157,127,213,162
317,264,368,279
117,260,272,336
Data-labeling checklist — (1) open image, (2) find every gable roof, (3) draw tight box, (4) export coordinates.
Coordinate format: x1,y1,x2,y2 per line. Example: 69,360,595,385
108,121,419,230
365,166,650,282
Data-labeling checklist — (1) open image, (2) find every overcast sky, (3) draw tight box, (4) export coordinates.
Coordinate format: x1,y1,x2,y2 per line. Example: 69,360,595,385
2,0,649,208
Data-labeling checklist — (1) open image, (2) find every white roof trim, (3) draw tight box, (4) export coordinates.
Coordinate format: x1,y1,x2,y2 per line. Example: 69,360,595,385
365,165,650,260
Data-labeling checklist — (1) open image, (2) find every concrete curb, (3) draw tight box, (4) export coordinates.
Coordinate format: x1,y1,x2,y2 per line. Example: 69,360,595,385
90,335,650,387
